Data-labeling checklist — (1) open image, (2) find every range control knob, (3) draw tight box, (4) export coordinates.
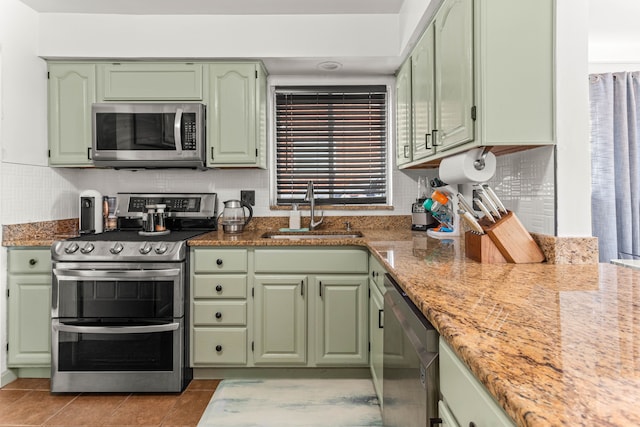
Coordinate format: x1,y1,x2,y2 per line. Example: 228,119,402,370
64,242,79,254
154,244,168,255
110,242,124,255
80,243,95,254
139,243,153,255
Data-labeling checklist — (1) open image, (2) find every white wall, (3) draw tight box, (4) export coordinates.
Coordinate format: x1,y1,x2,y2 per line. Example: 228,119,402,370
38,14,399,60
554,0,591,237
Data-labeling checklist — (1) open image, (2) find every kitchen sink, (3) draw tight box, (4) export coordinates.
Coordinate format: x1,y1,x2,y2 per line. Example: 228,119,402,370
261,231,364,240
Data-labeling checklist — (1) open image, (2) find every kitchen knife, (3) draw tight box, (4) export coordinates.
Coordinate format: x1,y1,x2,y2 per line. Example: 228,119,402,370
457,193,478,218
473,197,496,223
476,188,501,219
459,210,484,234
482,184,508,214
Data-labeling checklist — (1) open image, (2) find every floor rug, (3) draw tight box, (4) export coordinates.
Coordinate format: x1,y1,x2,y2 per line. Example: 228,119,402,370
197,378,382,427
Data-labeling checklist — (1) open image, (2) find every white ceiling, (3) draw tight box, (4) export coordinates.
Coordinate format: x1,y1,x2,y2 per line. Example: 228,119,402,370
18,0,404,15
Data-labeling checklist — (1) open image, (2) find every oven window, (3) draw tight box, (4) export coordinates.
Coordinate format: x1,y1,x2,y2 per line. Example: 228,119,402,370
57,323,174,372
57,279,176,319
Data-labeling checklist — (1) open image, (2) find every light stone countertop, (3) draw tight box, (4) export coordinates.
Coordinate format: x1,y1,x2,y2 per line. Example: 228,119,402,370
4,221,635,426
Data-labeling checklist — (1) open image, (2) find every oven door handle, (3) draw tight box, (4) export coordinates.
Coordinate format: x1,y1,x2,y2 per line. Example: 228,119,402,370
53,322,180,334
53,268,182,280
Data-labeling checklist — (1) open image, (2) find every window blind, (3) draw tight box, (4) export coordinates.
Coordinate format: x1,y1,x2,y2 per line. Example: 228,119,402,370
275,85,387,205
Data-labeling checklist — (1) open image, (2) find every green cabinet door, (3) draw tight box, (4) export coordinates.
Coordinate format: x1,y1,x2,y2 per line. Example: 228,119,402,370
253,275,307,365
395,59,413,166
434,0,475,151
97,63,203,101
369,281,384,404
314,275,368,366
7,248,53,367
7,274,51,366
48,63,95,166
412,25,437,161
207,63,260,166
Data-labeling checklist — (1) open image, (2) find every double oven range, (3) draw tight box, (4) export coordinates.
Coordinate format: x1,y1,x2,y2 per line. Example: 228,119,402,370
50,193,217,393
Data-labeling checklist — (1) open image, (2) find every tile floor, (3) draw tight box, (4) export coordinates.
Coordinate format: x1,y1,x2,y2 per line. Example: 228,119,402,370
0,378,220,427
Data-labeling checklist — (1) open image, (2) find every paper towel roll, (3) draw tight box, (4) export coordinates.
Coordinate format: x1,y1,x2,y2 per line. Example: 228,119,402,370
438,148,496,184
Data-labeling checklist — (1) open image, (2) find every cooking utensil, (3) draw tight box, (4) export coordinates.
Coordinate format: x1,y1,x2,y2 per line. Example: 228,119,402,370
457,193,478,218
474,197,496,223
482,184,508,214
459,210,484,234
476,187,501,219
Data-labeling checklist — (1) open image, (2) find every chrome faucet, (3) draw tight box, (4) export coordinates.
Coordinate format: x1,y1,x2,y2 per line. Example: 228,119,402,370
303,181,324,230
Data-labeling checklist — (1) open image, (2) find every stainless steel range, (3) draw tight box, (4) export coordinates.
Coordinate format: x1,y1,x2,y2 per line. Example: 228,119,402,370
50,192,217,393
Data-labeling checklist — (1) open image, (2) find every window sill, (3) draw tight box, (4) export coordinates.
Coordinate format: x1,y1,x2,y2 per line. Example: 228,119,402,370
270,205,393,211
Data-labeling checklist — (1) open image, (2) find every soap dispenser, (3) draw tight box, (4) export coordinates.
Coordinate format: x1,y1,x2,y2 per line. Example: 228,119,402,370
289,203,301,230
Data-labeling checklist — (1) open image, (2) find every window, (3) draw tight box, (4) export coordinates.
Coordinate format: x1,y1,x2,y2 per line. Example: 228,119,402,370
274,85,388,206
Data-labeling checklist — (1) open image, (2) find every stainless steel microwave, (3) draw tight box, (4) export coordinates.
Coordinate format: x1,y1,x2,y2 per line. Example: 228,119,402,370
92,103,206,169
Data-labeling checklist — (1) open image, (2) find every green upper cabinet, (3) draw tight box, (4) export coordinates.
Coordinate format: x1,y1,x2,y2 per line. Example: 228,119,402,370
434,0,474,151
314,275,368,366
97,63,203,101
206,62,267,168
412,25,437,161
397,0,555,168
395,59,413,166
46,60,267,169
47,62,95,167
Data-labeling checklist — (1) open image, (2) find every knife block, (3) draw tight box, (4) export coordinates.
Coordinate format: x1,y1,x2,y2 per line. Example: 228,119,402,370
465,231,508,263
479,211,545,263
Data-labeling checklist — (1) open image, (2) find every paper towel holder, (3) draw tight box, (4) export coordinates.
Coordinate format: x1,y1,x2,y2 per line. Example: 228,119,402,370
473,147,490,171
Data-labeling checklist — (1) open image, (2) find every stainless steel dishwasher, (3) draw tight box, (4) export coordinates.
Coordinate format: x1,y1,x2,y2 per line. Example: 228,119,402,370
383,274,439,427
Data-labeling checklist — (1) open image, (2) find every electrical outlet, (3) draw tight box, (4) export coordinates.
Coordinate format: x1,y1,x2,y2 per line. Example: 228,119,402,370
241,190,255,206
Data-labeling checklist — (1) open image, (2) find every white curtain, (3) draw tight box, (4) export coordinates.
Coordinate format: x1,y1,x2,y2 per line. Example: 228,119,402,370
590,72,640,261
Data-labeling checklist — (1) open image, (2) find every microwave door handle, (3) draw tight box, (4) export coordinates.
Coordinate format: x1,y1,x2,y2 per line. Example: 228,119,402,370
53,322,180,334
174,108,183,154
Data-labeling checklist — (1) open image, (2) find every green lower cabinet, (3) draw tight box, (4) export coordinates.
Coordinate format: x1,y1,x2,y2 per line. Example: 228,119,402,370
7,249,52,369
314,275,368,366
440,337,515,426
369,281,384,404
253,275,307,365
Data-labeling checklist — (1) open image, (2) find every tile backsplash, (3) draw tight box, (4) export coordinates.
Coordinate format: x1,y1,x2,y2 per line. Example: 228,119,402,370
486,146,555,235
0,163,77,225
0,146,555,235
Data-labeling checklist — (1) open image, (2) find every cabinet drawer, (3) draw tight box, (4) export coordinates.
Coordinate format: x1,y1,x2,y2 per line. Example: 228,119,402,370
193,275,247,299
193,249,248,273
98,63,203,100
8,249,52,274
440,338,515,427
255,249,367,273
193,328,247,365
193,301,247,326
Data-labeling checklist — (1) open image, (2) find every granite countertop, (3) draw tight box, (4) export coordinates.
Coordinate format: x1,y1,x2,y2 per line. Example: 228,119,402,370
190,228,637,427
4,218,635,426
